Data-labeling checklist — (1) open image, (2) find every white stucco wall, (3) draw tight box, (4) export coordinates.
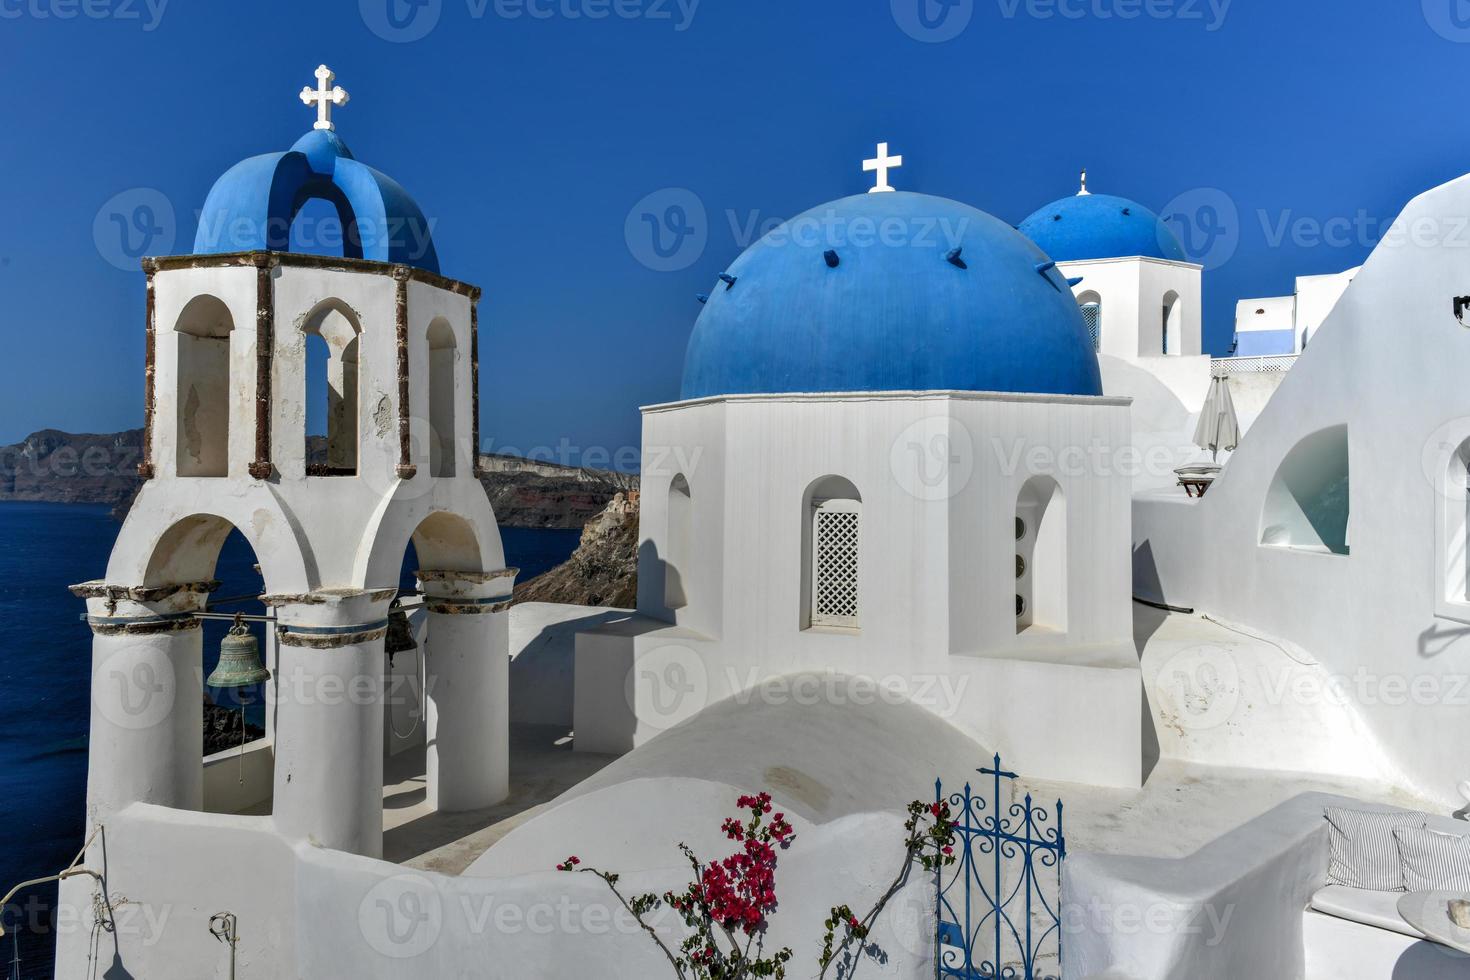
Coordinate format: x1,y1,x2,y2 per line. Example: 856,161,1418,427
53,799,936,980
1133,172,1470,805
1296,267,1359,349
1061,257,1203,360
578,389,1143,787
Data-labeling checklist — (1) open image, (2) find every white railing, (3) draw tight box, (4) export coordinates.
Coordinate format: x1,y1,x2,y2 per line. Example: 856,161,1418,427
1212,354,1298,376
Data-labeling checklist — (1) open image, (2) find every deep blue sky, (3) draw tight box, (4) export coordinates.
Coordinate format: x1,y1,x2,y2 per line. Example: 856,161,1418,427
1,0,1465,462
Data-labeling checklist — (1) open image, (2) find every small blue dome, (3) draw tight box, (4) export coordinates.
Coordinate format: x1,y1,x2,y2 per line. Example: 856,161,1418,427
1019,192,1185,264
680,192,1102,400
193,129,440,273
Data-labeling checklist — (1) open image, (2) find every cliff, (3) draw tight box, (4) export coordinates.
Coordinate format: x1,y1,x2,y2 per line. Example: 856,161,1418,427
513,491,640,607
478,453,637,529
0,429,635,530
203,696,266,756
0,429,145,505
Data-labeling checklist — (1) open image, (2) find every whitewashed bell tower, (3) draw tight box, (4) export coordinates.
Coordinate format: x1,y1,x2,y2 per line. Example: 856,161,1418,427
70,68,514,860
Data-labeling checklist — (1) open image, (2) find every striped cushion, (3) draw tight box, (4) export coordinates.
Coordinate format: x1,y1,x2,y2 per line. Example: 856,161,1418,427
1394,827,1470,892
1323,806,1427,890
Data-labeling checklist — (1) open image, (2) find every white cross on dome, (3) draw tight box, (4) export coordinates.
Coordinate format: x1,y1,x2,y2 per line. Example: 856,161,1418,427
863,142,903,194
300,65,350,132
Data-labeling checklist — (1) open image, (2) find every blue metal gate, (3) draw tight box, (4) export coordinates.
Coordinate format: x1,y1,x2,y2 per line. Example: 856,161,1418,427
935,755,1065,980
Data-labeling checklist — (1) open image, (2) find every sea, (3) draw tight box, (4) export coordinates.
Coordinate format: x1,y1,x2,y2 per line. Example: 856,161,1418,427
0,501,580,977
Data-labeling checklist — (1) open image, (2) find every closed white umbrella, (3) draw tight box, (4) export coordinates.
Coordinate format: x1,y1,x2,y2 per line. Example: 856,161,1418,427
1193,374,1241,462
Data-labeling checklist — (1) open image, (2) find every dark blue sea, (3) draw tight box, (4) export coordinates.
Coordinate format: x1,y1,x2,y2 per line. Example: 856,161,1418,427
0,502,578,977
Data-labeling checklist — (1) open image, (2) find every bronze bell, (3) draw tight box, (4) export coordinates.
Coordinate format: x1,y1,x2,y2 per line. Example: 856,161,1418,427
385,600,417,660
206,614,271,688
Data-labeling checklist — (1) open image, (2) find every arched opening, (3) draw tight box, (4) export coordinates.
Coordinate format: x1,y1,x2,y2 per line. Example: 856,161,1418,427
801,476,861,630
382,510,498,841
1077,291,1102,353
286,191,363,260
1447,440,1470,605
174,295,234,477
410,510,486,574
302,300,361,476
427,318,458,478
1162,291,1182,356
1016,477,1067,634
664,474,693,612
1260,424,1351,555
142,514,274,816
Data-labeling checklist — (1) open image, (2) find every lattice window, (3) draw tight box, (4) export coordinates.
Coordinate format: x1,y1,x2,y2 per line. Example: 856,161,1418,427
1081,303,1101,352
811,500,859,628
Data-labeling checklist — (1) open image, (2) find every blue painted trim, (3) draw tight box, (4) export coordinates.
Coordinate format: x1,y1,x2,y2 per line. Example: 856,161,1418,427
81,611,196,627
279,618,390,636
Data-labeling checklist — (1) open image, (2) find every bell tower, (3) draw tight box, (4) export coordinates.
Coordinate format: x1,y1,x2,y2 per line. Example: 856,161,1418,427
70,68,513,860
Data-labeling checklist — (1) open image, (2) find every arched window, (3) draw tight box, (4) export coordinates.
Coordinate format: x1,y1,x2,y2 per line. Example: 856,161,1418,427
1260,424,1350,555
1016,476,1067,634
302,300,361,476
1162,291,1182,356
175,295,234,477
802,476,861,629
1446,440,1470,606
1077,291,1102,353
665,474,692,612
427,318,457,478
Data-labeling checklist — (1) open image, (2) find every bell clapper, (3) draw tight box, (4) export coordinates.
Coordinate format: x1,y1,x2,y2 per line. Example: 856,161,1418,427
234,614,246,785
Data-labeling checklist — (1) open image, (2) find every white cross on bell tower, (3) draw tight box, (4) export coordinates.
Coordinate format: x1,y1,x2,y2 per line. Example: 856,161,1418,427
300,64,350,132
863,141,903,194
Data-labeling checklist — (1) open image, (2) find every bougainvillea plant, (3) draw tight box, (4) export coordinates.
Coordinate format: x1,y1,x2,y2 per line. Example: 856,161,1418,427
557,792,956,980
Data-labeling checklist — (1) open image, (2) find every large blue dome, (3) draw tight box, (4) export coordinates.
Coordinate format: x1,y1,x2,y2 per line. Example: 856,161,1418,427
1019,192,1186,264
680,192,1103,400
192,129,440,273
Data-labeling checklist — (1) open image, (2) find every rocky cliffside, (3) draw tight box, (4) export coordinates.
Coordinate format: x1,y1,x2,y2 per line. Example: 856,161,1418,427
513,491,640,607
203,696,265,756
0,429,145,505
0,428,635,530
478,454,637,529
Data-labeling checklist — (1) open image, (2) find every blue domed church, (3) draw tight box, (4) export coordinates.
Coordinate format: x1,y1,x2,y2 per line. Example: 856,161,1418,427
575,151,1144,790
1019,172,1201,363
